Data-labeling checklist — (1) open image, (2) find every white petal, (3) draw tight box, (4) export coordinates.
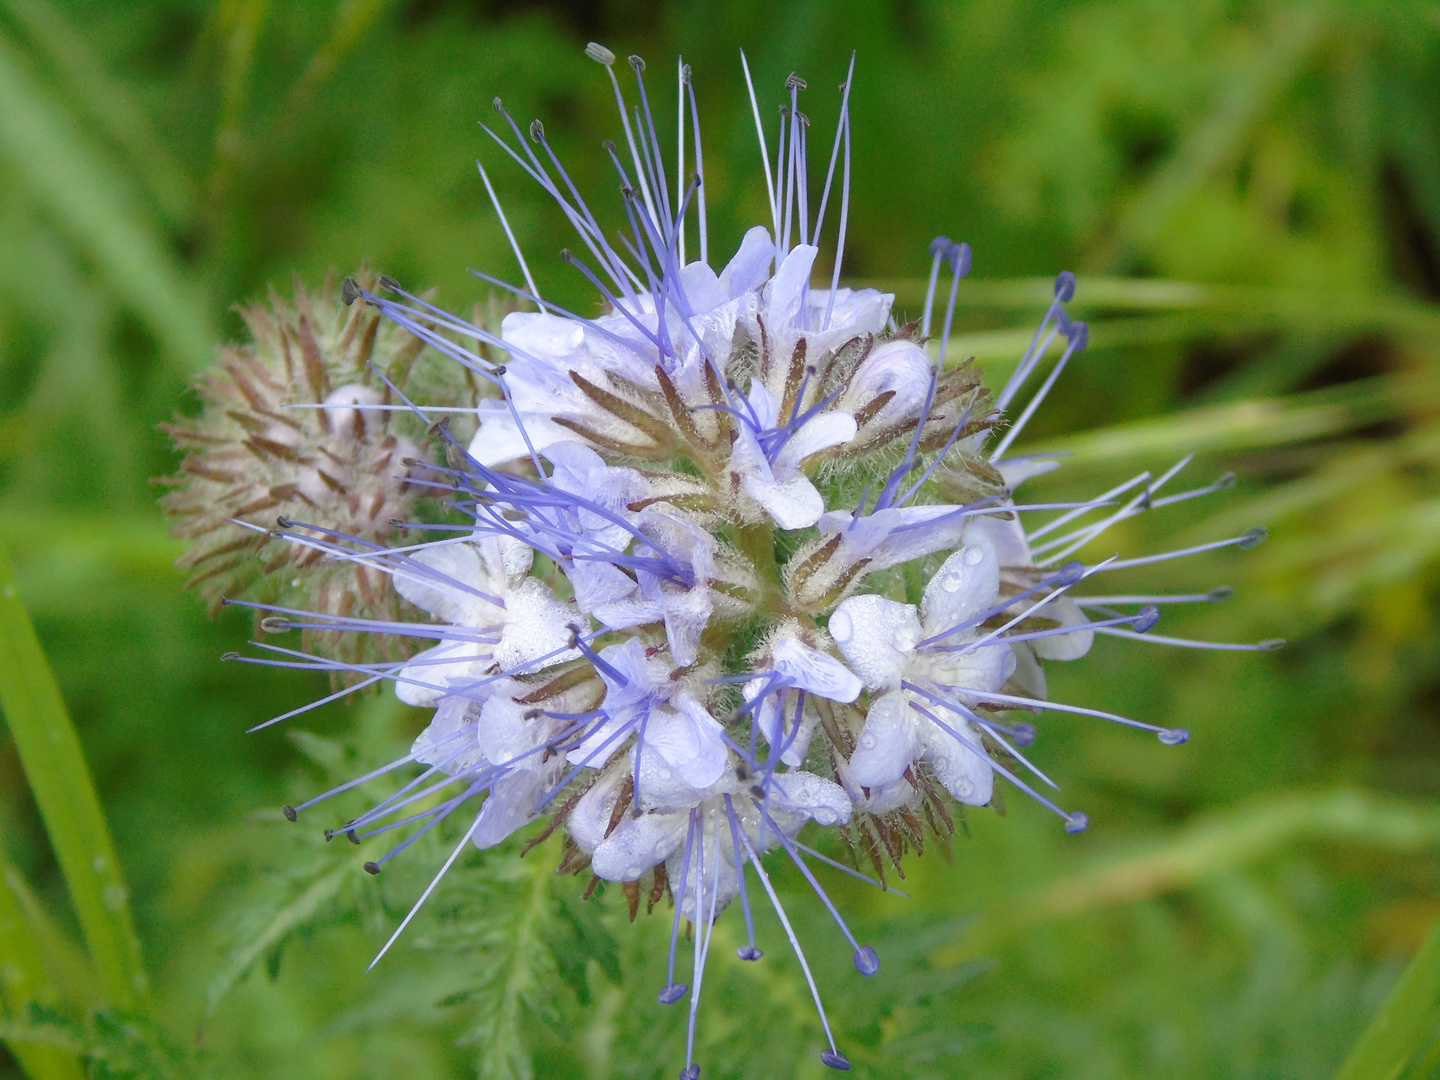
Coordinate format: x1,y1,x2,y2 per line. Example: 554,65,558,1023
393,543,503,627
923,717,993,806
828,594,921,691
568,770,627,852
473,688,548,770
501,310,586,356
1031,597,1094,660
776,410,857,468
771,636,862,703
921,540,1000,637
841,338,932,428
744,472,825,530
643,697,727,790
995,457,1061,489
719,226,774,299
494,578,580,673
591,811,689,881
848,690,923,788
395,641,492,707
962,512,1034,569
768,772,852,827
764,244,819,330
930,641,1017,700
410,696,484,773
471,761,563,849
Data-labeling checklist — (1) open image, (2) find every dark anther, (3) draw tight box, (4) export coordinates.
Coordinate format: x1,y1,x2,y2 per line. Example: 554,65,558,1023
426,417,451,438
324,829,335,842
657,982,688,1005
523,708,544,720
566,622,582,647
492,96,504,112
493,364,506,376
602,139,616,152
341,277,361,305
820,1049,852,1071
529,119,544,142
282,805,298,822
749,785,766,800
628,54,646,72
220,652,240,661
275,516,295,528
389,518,407,529
1238,526,1268,550
378,275,402,293
681,63,692,84
1208,586,1235,602
679,1065,700,1080
786,72,807,91
1217,472,1238,489
347,830,360,845
560,248,574,263
260,616,292,634
735,763,750,781
363,861,381,875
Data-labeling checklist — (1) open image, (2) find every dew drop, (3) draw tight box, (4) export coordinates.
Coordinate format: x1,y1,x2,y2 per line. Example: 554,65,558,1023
940,571,962,593
859,733,877,750
955,778,973,797
962,545,984,567
829,609,853,643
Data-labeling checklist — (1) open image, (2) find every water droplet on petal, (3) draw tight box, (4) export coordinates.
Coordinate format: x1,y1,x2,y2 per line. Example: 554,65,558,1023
829,609,853,643
955,778,973,797
962,545,984,566
860,733,877,749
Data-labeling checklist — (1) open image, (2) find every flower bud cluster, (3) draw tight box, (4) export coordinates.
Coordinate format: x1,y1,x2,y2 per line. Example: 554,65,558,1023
161,268,486,663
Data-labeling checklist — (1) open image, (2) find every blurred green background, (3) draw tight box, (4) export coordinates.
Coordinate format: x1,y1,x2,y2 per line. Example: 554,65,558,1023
2,0,1440,1077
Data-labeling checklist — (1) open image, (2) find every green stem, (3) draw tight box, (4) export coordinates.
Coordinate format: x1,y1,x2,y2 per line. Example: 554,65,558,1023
0,545,147,1011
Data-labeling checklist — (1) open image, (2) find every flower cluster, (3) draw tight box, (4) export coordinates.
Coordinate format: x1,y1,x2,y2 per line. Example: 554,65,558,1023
217,47,1279,1077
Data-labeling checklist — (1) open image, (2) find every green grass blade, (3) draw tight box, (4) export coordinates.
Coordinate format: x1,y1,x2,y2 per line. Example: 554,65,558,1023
0,851,85,1080
942,789,1440,962
1332,910,1440,1080
0,33,211,371
0,545,147,1011
1025,373,1439,467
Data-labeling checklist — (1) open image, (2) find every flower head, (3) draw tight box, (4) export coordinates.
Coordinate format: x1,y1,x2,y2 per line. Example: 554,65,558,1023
222,47,1281,1078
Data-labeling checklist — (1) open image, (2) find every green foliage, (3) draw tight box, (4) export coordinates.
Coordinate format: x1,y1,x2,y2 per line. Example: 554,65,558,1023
2,1,1439,1079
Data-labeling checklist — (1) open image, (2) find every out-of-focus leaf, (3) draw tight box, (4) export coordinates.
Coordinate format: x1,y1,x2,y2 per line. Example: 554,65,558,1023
205,860,360,1016
0,545,148,1011
0,849,85,1080
940,789,1440,964
1332,911,1440,1080
1025,373,1440,467
0,0,193,221
0,33,210,370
